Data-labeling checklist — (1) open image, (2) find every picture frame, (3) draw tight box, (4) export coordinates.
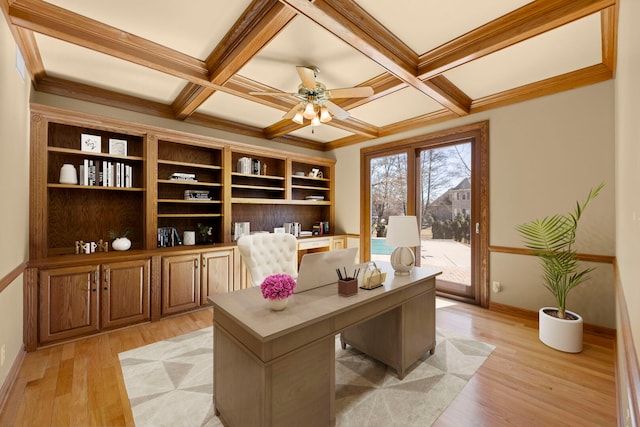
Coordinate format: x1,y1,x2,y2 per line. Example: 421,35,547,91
109,138,127,156
80,134,101,153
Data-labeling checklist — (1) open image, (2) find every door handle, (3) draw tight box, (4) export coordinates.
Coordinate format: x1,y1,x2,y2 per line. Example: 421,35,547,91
475,223,480,234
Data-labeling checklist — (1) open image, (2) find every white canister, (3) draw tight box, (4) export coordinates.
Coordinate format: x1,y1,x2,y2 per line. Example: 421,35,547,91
59,163,78,184
183,231,196,245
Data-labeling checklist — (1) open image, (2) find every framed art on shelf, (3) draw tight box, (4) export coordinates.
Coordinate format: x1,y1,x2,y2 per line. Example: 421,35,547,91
109,138,127,156
80,134,101,153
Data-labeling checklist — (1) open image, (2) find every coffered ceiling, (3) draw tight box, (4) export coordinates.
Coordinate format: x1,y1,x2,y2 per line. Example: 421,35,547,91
2,0,617,151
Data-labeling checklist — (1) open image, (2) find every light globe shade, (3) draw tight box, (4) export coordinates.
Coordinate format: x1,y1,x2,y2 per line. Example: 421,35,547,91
319,106,332,123
292,110,304,124
385,216,420,275
303,102,316,120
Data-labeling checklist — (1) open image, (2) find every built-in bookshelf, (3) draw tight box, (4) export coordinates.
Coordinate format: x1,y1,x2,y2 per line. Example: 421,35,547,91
156,139,224,246
29,105,336,259
34,119,145,257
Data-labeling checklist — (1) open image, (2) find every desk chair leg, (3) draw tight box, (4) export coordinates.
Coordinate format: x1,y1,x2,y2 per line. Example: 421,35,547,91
339,334,347,350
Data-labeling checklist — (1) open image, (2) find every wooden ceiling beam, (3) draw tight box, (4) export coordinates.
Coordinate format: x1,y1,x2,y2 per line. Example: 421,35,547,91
223,75,299,111
34,75,177,119
8,0,211,83
264,120,307,139
172,0,296,119
279,0,471,116
418,0,616,79
470,64,613,114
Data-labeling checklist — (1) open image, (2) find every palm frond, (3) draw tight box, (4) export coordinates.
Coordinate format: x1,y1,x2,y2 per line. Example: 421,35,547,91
515,183,605,313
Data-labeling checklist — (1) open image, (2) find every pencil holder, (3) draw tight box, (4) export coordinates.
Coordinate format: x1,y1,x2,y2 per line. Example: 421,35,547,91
338,279,358,297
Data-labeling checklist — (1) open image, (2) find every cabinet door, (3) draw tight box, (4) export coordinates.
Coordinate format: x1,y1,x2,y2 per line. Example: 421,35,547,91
162,254,200,315
101,259,150,329
332,236,347,250
201,249,234,304
39,264,99,344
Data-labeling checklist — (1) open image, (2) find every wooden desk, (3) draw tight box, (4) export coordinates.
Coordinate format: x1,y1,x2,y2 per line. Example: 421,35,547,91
210,262,439,427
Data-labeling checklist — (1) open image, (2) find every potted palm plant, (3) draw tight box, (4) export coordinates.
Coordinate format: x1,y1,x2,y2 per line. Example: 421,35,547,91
515,182,604,353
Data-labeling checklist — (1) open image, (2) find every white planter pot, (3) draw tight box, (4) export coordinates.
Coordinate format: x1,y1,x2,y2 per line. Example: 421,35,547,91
112,237,131,251
268,298,288,311
538,307,583,353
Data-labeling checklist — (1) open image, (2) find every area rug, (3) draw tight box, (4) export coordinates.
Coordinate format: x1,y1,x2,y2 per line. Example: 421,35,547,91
119,327,494,427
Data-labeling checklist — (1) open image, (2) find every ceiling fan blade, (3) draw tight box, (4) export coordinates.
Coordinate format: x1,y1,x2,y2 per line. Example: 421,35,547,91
324,101,350,120
327,86,374,99
249,91,295,97
297,66,317,89
283,103,303,120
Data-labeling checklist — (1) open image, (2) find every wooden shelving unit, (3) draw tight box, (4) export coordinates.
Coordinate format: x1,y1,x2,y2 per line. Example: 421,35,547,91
26,104,337,350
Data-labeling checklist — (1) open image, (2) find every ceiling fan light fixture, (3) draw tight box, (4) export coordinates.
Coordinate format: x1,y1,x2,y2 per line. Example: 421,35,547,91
311,115,321,127
303,102,316,120
320,106,331,123
292,110,304,124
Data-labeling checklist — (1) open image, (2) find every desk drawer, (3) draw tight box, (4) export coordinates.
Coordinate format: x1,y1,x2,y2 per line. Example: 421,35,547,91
298,238,331,250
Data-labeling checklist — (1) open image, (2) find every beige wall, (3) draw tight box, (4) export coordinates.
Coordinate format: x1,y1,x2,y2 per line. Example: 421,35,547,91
0,19,31,386
334,81,616,328
615,0,640,420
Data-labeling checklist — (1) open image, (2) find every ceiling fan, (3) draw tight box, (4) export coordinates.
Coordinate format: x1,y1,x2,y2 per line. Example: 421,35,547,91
249,65,374,126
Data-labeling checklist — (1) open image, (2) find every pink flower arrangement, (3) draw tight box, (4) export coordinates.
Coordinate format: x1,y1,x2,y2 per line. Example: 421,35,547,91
260,274,296,300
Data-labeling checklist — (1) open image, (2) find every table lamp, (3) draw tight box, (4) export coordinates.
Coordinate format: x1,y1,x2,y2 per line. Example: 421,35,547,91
385,215,420,275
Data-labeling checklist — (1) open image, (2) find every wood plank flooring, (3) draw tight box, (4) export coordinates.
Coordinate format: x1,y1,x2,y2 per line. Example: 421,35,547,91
0,300,616,426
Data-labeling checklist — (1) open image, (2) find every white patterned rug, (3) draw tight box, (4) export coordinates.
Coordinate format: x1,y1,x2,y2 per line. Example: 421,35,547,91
119,327,494,427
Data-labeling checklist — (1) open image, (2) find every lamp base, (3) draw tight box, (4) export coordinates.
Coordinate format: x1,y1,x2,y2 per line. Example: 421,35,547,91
390,246,415,275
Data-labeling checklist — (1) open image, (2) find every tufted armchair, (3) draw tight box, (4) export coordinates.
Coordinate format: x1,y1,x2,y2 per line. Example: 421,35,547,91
237,233,298,287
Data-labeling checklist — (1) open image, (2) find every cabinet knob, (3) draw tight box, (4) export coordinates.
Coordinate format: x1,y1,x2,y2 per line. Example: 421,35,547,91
194,259,199,268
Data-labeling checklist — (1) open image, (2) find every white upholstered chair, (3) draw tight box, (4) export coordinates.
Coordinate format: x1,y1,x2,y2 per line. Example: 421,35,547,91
237,233,298,287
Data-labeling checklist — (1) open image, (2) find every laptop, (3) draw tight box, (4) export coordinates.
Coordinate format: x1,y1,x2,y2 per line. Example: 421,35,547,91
294,247,358,293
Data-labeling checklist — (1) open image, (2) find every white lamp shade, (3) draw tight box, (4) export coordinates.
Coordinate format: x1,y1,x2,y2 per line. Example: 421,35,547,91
292,110,304,124
319,106,331,123
303,102,316,119
385,216,420,247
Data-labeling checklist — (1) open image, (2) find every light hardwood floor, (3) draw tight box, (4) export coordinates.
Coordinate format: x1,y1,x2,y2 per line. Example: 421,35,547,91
0,299,616,426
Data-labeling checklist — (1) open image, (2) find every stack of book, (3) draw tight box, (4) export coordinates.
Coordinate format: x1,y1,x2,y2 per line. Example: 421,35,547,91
157,227,182,248
170,172,196,182
184,190,211,200
79,159,133,187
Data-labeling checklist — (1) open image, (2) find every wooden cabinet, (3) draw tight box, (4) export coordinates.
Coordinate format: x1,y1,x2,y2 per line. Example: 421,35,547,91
39,264,99,344
201,248,236,304
161,253,200,315
101,259,150,329
28,104,338,348
162,247,236,314
332,235,347,250
38,259,150,345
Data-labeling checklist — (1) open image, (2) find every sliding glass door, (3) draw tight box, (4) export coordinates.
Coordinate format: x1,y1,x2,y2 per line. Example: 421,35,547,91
362,123,489,306
417,143,474,299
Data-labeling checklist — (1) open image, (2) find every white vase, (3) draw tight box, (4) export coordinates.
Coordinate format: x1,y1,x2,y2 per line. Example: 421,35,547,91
268,298,288,311
112,237,131,251
59,163,78,184
539,307,583,353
